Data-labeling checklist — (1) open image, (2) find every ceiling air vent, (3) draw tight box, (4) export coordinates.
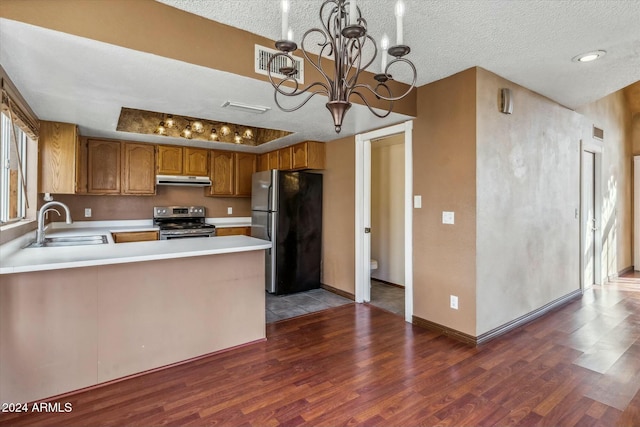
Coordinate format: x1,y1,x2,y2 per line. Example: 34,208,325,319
592,126,604,140
255,44,304,84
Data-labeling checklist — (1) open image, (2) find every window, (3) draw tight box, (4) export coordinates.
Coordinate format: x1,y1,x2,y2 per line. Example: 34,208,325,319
0,112,27,223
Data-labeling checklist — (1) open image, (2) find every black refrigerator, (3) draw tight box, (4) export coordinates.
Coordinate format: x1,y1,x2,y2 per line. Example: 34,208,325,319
251,170,322,295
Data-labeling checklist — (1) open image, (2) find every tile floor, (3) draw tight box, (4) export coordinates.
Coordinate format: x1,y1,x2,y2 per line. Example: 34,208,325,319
266,288,353,323
265,281,406,323
369,280,405,317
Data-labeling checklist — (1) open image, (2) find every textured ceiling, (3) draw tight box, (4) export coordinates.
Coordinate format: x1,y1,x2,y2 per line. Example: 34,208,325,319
1,1,638,152
157,0,640,110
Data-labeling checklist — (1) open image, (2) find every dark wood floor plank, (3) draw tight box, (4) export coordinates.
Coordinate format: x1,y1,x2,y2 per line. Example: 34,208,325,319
2,283,640,427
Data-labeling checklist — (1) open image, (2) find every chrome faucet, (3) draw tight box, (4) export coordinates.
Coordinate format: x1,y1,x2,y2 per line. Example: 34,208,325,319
36,201,73,245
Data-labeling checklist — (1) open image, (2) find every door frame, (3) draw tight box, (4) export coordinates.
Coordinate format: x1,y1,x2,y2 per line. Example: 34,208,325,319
580,138,603,289
355,121,413,322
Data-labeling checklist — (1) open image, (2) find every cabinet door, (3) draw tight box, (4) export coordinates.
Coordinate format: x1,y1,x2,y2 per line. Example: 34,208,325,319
122,143,156,195
157,145,183,175
75,135,88,194
235,153,256,197
39,121,78,194
257,153,269,172
208,151,234,196
112,230,159,243
87,140,121,194
268,151,279,170
184,148,209,176
292,141,326,170
216,226,251,236
278,147,292,170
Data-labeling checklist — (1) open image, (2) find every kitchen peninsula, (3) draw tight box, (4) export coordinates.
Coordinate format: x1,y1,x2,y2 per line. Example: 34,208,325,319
0,226,270,404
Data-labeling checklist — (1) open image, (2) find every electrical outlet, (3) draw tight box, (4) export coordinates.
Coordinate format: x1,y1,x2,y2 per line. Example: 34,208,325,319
227,207,233,215
450,295,459,310
84,208,92,218
442,211,455,224
414,195,422,209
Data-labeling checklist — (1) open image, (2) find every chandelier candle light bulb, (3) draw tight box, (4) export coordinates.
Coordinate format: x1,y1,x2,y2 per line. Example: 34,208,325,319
281,0,290,40
395,0,405,45
381,34,389,71
350,0,357,25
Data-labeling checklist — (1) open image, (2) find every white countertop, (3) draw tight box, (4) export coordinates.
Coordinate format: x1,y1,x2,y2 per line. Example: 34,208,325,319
0,218,268,275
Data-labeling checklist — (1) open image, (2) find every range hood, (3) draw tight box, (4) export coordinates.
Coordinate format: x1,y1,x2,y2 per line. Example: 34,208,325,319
156,175,212,187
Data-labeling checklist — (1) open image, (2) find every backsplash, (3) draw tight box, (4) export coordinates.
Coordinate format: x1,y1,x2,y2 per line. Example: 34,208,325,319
47,186,251,221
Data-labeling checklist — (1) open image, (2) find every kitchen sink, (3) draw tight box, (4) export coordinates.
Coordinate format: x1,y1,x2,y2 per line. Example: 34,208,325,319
26,235,108,248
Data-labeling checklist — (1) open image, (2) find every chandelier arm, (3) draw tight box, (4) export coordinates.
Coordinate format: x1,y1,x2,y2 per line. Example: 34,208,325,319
352,58,418,102
274,78,330,98
350,90,393,118
273,88,330,113
300,27,336,96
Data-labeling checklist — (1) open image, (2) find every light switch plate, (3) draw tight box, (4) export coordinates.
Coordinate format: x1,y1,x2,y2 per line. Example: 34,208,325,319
84,208,92,218
442,211,455,224
414,195,422,209
227,207,233,215
450,295,459,310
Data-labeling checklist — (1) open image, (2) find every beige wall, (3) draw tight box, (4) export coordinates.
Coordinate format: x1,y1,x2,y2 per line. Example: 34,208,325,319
321,135,356,295
412,68,478,336
475,68,583,335
371,136,405,285
576,91,634,276
1,251,265,403
50,186,251,221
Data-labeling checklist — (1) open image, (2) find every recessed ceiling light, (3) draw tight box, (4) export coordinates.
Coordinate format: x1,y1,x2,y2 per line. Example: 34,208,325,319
572,50,606,63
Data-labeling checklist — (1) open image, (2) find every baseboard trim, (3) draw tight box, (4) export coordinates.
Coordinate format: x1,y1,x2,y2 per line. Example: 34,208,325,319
413,289,583,346
476,289,582,345
321,283,355,300
618,265,634,277
411,316,477,346
371,278,405,289
28,338,267,405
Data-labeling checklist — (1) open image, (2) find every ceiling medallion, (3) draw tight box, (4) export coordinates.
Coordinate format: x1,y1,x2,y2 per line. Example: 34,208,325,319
268,0,417,133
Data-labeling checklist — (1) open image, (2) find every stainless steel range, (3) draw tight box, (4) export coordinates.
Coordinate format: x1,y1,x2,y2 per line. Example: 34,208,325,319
154,206,216,240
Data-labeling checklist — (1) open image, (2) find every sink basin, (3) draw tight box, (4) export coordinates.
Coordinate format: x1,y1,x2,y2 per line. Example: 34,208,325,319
26,235,108,248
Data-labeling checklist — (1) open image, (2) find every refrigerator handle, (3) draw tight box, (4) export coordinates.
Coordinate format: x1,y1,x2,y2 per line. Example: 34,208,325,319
267,212,272,240
267,184,273,212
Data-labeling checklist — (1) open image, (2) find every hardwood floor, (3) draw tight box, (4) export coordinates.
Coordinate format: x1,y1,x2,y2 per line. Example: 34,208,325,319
2,279,640,426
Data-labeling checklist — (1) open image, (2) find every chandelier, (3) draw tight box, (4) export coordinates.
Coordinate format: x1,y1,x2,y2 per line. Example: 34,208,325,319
268,0,416,133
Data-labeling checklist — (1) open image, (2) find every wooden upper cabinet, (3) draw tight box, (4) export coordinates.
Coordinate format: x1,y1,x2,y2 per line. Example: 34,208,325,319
257,153,269,172
87,139,121,194
184,148,209,176
207,150,234,196
235,153,256,197
157,145,208,176
268,151,279,170
292,141,325,170
278,146,293,170
122,143,155,195
156,145,183,175
39,121,79,194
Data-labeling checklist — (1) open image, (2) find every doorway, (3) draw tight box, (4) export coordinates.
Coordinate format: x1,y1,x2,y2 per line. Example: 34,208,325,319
369,134,406,316
580,139,603,289
355,121,413,322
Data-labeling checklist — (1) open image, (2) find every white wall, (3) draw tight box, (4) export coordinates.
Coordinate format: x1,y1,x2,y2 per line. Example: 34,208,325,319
371,135,405,285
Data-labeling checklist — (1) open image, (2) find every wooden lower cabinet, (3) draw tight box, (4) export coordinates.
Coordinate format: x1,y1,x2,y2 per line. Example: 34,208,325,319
215,226,251,237
112,230,159,243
